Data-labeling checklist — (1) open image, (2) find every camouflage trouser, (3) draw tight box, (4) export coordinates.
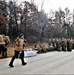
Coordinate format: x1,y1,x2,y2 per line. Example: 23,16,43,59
2,50,7,58
62,46,66,51
0,45,7,58
57,46,62,51
67,46,72,51
0,50,1,54
72,44,74,49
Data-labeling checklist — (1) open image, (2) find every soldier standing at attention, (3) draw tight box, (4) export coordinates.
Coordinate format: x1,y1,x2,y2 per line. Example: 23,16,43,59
67,39,72,52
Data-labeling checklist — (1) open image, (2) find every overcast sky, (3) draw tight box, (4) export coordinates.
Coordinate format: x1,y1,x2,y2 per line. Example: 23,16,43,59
17,0,74,13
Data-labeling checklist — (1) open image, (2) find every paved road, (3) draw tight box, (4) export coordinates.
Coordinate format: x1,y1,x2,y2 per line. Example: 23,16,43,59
0,50,74,74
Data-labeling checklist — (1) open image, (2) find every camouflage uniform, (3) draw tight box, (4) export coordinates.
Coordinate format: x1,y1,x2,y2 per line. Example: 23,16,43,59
71,39,74,50
67,39,72,52
61,38,66,51
56,39,61,51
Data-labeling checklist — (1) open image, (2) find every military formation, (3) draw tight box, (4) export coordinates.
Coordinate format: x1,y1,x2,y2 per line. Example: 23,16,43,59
0,34,10,58
48,38,74,52
35,38,74,53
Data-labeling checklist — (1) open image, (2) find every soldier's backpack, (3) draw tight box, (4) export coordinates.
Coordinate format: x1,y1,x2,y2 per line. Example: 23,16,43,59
0,35,5,45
